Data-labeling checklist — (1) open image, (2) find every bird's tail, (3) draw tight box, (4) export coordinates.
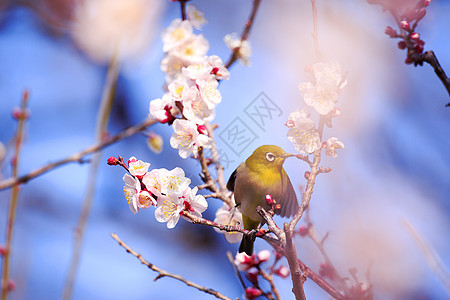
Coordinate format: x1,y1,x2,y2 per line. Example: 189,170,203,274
239,234,254,256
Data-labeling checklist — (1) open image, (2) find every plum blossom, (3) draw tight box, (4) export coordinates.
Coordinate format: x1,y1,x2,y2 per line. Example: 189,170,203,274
206,55,230,80
149,94,176,124
298,61,346,115
182,62,213,81
299,81,338,115
128,156,150,177
167,78,191,102
286,110,321,155
214,202,243,244
197,79,222,109
161,54,186,78
162,19,193,52
170,119,213,158
325,137,345,158
224,33,251,66
186,4,207,29
182,91,215,125
123,174,156,214
180,186,208,220
155,194,183,228
172,34,209,64
159,167,191,196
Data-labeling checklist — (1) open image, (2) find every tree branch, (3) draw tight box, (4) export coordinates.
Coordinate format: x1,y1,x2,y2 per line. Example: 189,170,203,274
225,0,261,69
111,233,233,300
0,118,157,191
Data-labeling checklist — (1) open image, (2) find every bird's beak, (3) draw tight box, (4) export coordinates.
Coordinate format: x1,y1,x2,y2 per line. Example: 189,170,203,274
281,153,295,158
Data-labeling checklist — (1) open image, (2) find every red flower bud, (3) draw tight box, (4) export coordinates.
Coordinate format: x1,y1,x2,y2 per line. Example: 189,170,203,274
274,266,290,278
304,171,310,180
410,32,420,40
245,269,259,284
405,56,414,64
107,156,119,166
400,20,410,30
7,279,16,292
415,44,424,54
323,167,332,173
197,124,208,135
298,225,309,237
423,0,431,7
398,41,406,49
245,287,263,299
319,263,335,280
265,194,275,205
417,39,425,46
0,245,7,256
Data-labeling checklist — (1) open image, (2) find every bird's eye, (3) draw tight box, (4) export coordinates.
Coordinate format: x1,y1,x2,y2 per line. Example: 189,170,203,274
266,152,275,162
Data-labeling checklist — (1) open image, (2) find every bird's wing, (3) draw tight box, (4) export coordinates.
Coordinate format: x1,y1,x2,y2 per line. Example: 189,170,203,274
279,169,299,218
226,167,238,192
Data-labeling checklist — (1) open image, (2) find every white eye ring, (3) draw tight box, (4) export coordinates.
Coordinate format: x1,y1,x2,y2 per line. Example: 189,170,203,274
266,152,275,162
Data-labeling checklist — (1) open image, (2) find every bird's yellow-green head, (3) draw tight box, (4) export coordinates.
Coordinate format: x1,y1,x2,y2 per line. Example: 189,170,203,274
245,145,294,172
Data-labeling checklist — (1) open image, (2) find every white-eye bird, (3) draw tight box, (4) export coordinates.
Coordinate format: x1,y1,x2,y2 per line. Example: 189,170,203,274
227,145,299,255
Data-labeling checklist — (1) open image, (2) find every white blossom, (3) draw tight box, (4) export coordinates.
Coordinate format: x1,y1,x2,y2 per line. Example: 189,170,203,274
182,92,215,125
123,174,156,214
214,202,243,244
161,53,186,78
172,34,209,64
298,61,346,115
155,194,183,228
162,19,193,52
128,156,150,177
149,94,175,123
159,167,191,196
286,110,321,155
180,186,208,220
182,62,213,81
224,33,251,66
197,79,222,109
186,4,207,29
170,119,212,159
206,55,230,80
325,137,345,158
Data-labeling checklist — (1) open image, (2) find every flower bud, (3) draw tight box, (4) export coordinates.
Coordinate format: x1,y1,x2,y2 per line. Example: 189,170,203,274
398,41,406,49
107,156,119,165
384,26,396,37
147,132,163,154
417,39,425,46
274,265,290,278
257,250,271,263
423,0,431,7
265,194,275,205
7,279,16,292
323,167,332,173
274,204,281,211
405,56,414,65
322,142,327,149
245,267,259,284
0,245,7,256
298,225,308,237
285,120,295,128
274,251,283,261
245,287,263,299
304,171,310,180
415,44,424,54
319,263,335,280
197,124,208,135
400,20,410,30
410,32,420,40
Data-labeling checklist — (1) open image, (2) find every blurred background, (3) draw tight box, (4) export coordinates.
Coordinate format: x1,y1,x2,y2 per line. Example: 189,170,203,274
0,0,449,299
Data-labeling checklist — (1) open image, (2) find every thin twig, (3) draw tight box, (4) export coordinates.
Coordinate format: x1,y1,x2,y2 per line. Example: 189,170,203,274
298,259,347,300
310,0,321,61
289,149,322,231
0,118,157,191
1,90,29,300
403,219,450,294
260,270,282,300
62,50,120,300
225,0,262,69
179,0,189,21
111,233,233,300
182,210,279,246
205,123,228,193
